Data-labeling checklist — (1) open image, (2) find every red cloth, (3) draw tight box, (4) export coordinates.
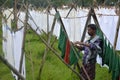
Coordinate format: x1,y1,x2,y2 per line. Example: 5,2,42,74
64,40,70,64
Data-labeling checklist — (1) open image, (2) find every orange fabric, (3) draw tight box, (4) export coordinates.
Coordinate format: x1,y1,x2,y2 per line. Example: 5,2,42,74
64,40,70,64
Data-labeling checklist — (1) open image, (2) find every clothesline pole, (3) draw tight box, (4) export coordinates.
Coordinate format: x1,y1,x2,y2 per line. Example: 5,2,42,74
80,8,92,42
47,6,50,34
13,0,18,30
38,14,56,80
114,15,120,49
114,4,120,49
66,7,74,18
18,2,29,80
91,8,103,32
114,3,120,79
65,0,78,18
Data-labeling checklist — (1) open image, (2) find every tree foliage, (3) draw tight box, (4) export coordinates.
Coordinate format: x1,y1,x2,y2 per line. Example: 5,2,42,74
0,0,13,8
0,0,119,8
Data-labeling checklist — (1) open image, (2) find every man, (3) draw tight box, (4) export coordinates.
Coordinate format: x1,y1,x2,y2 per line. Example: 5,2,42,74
74,24,102,80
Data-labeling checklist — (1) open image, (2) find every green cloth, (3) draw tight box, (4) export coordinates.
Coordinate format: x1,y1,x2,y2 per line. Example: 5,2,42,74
102,37,107,65
58,26,79,65
112,51,116,73
114,55,119,80
102,40,120,80
96,27,104,58
104,40,110,65
119,57,120,78
112,53,119,80
69,45,79,65
108,46,113,73
96,27,104,39
118,56,120,75
58,26,67,58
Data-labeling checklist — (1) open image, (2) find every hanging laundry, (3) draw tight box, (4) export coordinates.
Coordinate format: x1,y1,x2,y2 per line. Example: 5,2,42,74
2,11,26,79
58,25,79,65
112,54,119,80
108,46,113,73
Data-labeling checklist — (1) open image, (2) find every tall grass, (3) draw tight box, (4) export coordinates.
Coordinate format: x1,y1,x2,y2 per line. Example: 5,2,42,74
0,29,112,80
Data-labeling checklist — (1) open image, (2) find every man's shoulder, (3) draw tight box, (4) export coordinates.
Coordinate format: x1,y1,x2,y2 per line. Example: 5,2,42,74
90,35,100,43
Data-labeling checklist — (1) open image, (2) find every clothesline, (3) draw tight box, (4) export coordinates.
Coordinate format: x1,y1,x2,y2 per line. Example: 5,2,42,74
3,8,118,21
43,12,118,19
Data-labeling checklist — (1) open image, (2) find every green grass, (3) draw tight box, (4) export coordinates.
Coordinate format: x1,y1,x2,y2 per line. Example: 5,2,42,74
95,64,111,80
0,29,112,80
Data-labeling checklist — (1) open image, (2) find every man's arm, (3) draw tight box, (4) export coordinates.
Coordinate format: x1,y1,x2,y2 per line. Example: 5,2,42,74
74,41,90,47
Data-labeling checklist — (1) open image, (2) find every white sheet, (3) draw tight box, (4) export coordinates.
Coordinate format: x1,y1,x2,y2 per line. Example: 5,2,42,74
2,10,26,79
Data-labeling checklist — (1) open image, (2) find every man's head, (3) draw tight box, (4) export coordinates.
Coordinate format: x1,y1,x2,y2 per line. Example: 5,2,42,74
87,24,97,36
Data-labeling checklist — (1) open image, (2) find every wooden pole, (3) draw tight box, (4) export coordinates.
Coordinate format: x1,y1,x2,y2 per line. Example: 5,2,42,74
38,15,57,80
91,8,101,28
81,8,92,42
13,0,18,30
0,55,25,80
47,6,50,33
114,17,120,49
18,3,28,80
114,5,120,49
66,6,74,18
115,3,120,79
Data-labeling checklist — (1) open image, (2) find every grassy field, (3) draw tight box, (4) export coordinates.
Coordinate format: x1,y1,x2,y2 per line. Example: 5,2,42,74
0,29,112,80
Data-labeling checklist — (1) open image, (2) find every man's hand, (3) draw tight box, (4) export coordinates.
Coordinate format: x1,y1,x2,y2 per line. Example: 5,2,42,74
74,41,84,46
73,41,84,50
73,41,90,49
